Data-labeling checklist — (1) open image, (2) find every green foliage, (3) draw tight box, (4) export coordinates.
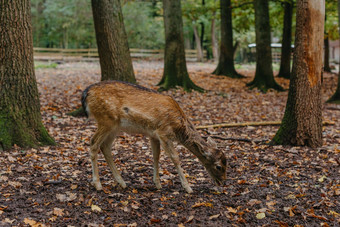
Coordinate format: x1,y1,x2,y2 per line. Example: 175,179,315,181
326,0,339,40
122,2,165,49
30,0,339,56
31,0,95,48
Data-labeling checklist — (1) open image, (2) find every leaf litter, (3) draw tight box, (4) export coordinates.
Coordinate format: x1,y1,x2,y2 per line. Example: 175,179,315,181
0,60,339,226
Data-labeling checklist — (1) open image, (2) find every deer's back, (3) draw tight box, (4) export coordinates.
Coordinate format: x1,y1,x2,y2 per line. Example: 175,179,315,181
83,81,187,137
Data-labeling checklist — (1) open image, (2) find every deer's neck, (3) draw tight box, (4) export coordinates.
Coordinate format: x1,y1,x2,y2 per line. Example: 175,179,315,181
176,121,212,165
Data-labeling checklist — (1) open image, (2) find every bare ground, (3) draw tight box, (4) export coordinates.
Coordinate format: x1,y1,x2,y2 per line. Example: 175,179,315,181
0,60,339,226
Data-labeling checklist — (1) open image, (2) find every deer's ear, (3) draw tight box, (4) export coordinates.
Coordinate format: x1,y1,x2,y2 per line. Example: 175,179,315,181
207,137,218,149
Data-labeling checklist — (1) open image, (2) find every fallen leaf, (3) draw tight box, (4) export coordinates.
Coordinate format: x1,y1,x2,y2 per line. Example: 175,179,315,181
226,206,237,213
91,205,102,212
53,208,64,216
209,214,220,220
192,202,213,208
186,215,194,223
256,212,266,219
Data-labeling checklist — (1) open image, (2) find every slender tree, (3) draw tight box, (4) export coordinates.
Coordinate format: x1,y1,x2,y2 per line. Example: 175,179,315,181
277,0,293,79
272,0,325,147
327,0,340,103
247,0,283,92
91,0,135,82
213,0,243,78
323,33,331,72
158,0,203,92
0,0,55,150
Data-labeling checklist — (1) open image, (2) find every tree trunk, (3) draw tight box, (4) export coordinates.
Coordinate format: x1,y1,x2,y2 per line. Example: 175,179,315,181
211,11,219,62
277,1,293,79
324,34,331,72
0,0,55,150
327,0,340,103
213,0,243,78
91,0,135,83
247,0,283,92
157,0,203,92
193,23,204,62
272,0,324,147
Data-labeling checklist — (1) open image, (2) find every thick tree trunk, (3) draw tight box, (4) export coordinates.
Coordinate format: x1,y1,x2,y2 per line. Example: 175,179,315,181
158,0,203,92
247,0,283,92
277,1,293,79
91,0,135,83
272,0,324,147
0,0,55,150
324,34,331,72
213,0,243,78
193,23,204,62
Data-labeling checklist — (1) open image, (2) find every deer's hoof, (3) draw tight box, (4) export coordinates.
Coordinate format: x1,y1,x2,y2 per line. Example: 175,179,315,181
91,181,103,191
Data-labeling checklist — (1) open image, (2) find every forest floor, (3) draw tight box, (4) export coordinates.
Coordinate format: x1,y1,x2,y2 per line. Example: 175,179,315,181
0,60,339,226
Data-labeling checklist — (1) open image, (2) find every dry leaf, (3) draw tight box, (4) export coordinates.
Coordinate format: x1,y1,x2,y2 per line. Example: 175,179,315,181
91,205,102,212
226,206,237,213
256,212,266,219
53,208,64,216
209,214,220,220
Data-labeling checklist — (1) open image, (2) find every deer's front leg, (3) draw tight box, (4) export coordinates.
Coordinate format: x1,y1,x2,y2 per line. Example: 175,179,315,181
160,138,193,193
101,133,126,189
90,141,102,190
150,137,161,189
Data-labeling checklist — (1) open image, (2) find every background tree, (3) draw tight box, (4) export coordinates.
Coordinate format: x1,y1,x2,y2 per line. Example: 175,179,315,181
0,0,55,150
327,0,340,103
182,1,206,62
272,0,325,147
91,0,135,82
157,0,203,92
277,0,294,79
212,0,243,78
247,0,283,92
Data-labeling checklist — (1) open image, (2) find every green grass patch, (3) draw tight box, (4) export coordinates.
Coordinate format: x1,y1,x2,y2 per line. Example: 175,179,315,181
34,62,58,69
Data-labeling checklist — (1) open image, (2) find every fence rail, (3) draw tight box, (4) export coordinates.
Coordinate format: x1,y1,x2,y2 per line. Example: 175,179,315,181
33,47,207,62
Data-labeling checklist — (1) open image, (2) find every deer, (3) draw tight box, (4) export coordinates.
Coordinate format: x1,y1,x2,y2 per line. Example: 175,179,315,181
81,80,226,193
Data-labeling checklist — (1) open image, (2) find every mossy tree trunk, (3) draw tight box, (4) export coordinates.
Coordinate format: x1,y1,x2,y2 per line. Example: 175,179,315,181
247,0,283,92
91,0,136,83
272,0,324,148
213,0,243,78
327,0,340,103
0,0,55,150
277,0,293,79
157,0,203,92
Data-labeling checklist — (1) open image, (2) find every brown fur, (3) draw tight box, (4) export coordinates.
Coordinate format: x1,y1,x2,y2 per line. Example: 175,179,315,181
83,81,226,193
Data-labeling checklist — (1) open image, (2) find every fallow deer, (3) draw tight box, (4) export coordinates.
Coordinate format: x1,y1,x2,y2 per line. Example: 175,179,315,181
82,81,226,193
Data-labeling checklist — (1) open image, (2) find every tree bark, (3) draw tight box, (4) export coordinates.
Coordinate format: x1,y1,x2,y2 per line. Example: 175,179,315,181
213,0,243,78
211,10,219,62
157,0,203,92
272,0,324,147
327,0,340,103
0,0,55,150
193,23,204,62
324,34,331,72
91,0,135,83
277,1,293,79
247,0,283,92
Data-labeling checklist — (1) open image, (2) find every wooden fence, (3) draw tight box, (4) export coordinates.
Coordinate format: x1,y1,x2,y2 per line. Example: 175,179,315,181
33,47,207,62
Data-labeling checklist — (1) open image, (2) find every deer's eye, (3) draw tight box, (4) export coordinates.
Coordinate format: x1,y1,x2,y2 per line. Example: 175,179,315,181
216,165,222,170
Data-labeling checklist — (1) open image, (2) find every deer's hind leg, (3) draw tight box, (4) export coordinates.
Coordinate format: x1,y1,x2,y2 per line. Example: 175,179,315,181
150,137,161,189
90,126,111,190
101,132,126,189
